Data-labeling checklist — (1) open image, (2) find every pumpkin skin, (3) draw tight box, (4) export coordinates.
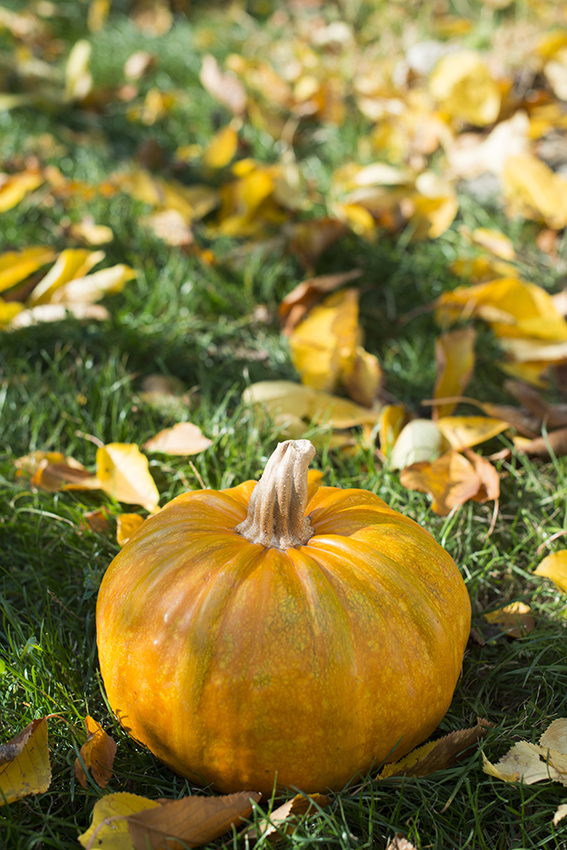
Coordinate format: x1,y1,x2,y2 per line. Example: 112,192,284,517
96,447,471,796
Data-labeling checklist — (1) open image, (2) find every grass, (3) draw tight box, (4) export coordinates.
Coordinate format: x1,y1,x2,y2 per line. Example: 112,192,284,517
1,0,567,848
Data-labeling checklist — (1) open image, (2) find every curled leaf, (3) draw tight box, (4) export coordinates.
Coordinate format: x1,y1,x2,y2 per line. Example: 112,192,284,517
74,716,117,789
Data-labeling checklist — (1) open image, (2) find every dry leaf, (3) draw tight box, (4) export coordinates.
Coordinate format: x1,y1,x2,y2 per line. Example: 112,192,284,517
483,717,567,793
0,719,51,806
386,836,416,850
0,169,43,213
245,793,330,841
554,804,567,826
143,422,212,456
446,111,530,179
400,450,483,515
9,303,110,328
343,345,383,408
74,715,117,789
131,0,172,36
117,513,145,546
514,427,567,460
436,416,509,450
127,792,261,850
115,170,220,222
433,328,476,418
199,54,247,116
286,218,348,269
484,602,535,639
96,443,160,513
380,719,493,779
504,380,567,430
48,264,136,305
502,153,567,230
242,380,381,431
429,50,501,126
279,269,362,335
82,508,110,534
0,246,56,294
69,218,114,246
202,125,239,170
31,456,99,493
124,51,156,81
389,419,448,470
28,249,105,305
289,288,362,394
65,40,93,102
465,450,500,504
144,209,194,247
78,792,160,848
378,405,408,457
469,228,515,260
534,550,567,593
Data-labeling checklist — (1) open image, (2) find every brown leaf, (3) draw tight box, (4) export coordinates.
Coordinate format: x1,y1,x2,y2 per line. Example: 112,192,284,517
245,793,330,841
286,218,349,269
504,380,567,430
386,836,417,850
484,602,535,639
380,719,493,779
0,719,51,806
400,450,482,515
31,458,99,492
74,715,117,789
514,427,567,459
465,450,500,504
279,270,362,335
82,508,110,534
127,791,261,850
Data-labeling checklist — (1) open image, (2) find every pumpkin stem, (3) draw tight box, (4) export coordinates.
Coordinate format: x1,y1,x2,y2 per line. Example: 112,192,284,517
236,439,316,550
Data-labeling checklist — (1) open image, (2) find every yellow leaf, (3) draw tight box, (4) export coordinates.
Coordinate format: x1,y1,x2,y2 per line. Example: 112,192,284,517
436,416,509,450
74,716,117,789
400,450,483,515
29,249,105,305
65,39,93,102
470,228,515,260
143,422,213,456
78,792,159,849
0,170,43,213
242,380,381,430
116,513,145,547
433,328,476,418
202,124,239,170
429,50,501,126
0,246,56,293
9,303,110,328
279,269,362,335
289,288,361,393
342,345,383,408
483,718,567,789
408,172,458,240
0,299,24,325
114,170,220,221
378,405,408,456
534,550,567,593
502,154,567,230
48,264,136,305
435,278,567,342
88,0,110,32
69,219,114,246
484,602,535,638
0,719,51,806
96,443,160,513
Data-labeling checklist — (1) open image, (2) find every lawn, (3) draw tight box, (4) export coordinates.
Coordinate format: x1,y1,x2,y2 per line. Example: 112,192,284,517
1,0,567,848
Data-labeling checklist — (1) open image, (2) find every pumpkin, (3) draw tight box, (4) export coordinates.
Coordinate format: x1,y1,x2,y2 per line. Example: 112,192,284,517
96,439,471,795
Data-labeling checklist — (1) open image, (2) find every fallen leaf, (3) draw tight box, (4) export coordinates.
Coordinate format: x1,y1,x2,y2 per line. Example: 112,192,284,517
117,513,145,546
534,550,567,593
389,419,448,470
244,380,380,430
446,110,530,179
65,39,93,102
31,456,99,493
343,345,383,408
429,50,501,126
286,218,349,269
245,793,330,841
0,300,24,325
48,264,137,305
199,54,247,116
385,836,416,850
279,269,362,335
484,602,535,639
0,246,56,294
78,791,160,848
504,380,567,430
202,124,239,170
502,153,567,230
378,405,408,457
8,303,110,328
483,718,567,790
144,209,194,247
124,50,156,81
0,169,43,213
131,0,172,36
96,443,160,513
554,804,567,826
289,288,361,394
74,715,117,789
380,719,493,778
433,328,476,418
436,416,509,450
138,374,192,418
469,227,516,260
28,249,105,305
69,219,114,246
127,792,261,850
143,423,212,456
82,508,110,534
400,450,483,515
514,427,567,460
465,450,500,504
0,719,51,806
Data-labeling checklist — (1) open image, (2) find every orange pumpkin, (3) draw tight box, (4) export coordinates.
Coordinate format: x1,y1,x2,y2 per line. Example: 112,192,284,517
96,439,470,795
